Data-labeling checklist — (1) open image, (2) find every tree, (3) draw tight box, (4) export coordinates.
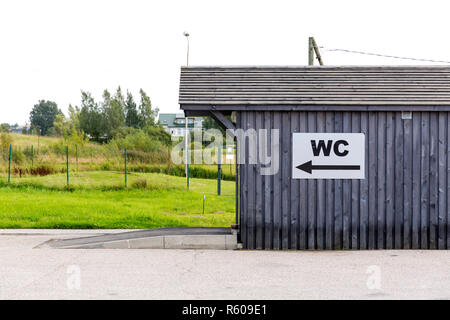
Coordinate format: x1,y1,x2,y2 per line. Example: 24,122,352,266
125,91,139,128
79,91,103,141
109,87,126,136
144,125,172,147
102,87,125,140
29,100,62,135
0,123,9,132
53,114,70,137
138,89,158,128
68,104,81,133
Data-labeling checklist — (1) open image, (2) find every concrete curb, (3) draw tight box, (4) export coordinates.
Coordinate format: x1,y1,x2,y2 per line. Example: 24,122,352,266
36,228,239,250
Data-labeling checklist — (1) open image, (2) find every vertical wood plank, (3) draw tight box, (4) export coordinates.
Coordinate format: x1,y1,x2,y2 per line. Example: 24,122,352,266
255,112,263,249
403,116,413,249
377,112,386,249
325,112,335,249
247,112,256,249
307,112,317,249
299,112,308,249
264,112,273,249
368,112,377,249
438,112,447,249
447,112,450,250
360,112,369,250
240,112,248,248
236,112,241,243
421,112,430,249
333,112,344,249
290,112,299,249
342,112,352,249
281,112,291,249
316,112,326,249
394,112,404,249
351,112,361,249
272,112,282,249
385,112,395,249
412,112,421,249
429,113,438,249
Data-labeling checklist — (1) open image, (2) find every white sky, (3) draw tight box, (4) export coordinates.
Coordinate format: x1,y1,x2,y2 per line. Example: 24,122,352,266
1,0,450,125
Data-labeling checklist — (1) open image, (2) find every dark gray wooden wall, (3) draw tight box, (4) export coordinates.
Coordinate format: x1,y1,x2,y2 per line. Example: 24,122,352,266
237,110,450,250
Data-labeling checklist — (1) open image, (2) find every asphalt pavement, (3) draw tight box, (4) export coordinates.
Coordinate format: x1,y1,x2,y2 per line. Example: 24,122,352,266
0,229,449,300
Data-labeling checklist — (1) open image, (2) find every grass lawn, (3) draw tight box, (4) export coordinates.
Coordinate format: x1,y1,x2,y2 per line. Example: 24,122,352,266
9,133,59,147
0,171,235,229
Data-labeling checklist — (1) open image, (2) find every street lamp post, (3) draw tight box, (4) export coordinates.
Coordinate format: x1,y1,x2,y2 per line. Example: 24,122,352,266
183,31,190,66
183,31,190,189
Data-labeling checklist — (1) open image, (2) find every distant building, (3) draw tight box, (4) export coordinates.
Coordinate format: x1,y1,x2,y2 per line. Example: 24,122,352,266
158,113,203,137
10,125,29,134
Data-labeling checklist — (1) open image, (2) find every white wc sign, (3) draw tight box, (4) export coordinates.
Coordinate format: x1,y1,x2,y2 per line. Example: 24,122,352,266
292,133,365,179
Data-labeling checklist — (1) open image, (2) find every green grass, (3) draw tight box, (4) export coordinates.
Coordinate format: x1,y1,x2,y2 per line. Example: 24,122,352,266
0,171,235,229
9,133,59,148
2,133,236,180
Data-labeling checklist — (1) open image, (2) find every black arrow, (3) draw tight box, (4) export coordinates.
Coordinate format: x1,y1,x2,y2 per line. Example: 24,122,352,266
296,160,360,174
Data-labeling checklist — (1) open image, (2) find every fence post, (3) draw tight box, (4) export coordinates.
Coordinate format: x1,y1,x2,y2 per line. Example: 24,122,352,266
31,145,34,167
66,145,69,187
8,144,11,183
124,146,127,187
76,144,78,172
217,146,222,195
186,146,189,190
203,194,206,214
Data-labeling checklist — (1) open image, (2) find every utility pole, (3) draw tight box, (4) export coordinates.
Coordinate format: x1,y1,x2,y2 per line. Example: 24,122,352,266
308,37,324,66
308,37,314,66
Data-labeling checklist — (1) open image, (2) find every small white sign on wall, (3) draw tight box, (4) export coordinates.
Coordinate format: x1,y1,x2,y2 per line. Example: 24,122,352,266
292,133,365,179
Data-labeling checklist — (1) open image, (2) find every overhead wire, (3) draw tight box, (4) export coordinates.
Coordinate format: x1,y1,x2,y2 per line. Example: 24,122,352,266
316,46,450,64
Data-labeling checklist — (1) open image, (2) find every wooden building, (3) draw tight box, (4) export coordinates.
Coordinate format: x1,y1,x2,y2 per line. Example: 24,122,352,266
179,66,450,250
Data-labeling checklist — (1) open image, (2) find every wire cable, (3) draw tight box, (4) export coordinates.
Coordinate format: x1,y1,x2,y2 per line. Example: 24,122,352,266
317,46,450,64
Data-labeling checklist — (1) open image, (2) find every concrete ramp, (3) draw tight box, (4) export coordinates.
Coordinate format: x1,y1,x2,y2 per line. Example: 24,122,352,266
37,227,238,250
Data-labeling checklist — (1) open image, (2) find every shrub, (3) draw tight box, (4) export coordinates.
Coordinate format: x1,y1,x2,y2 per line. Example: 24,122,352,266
99,162,112,170
0,132,12,150
131,178,148,189
11,164,57,177
111,129,167,153
49,140,67,156
126,164,235,181
12,148,25,164
31,165,56,176
126,149,168,164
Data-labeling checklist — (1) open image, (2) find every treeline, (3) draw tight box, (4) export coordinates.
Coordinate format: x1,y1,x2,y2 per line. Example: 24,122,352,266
22,87,172,148
75,87,158,142
26,87,161,141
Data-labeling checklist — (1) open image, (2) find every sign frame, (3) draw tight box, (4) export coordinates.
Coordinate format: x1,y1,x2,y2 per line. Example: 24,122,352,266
292,132,365,179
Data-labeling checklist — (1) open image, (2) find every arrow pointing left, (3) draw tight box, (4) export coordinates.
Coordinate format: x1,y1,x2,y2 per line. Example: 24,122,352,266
296,160,361,174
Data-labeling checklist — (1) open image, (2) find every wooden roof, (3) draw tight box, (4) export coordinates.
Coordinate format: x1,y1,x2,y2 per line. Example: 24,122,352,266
179,66,450,111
